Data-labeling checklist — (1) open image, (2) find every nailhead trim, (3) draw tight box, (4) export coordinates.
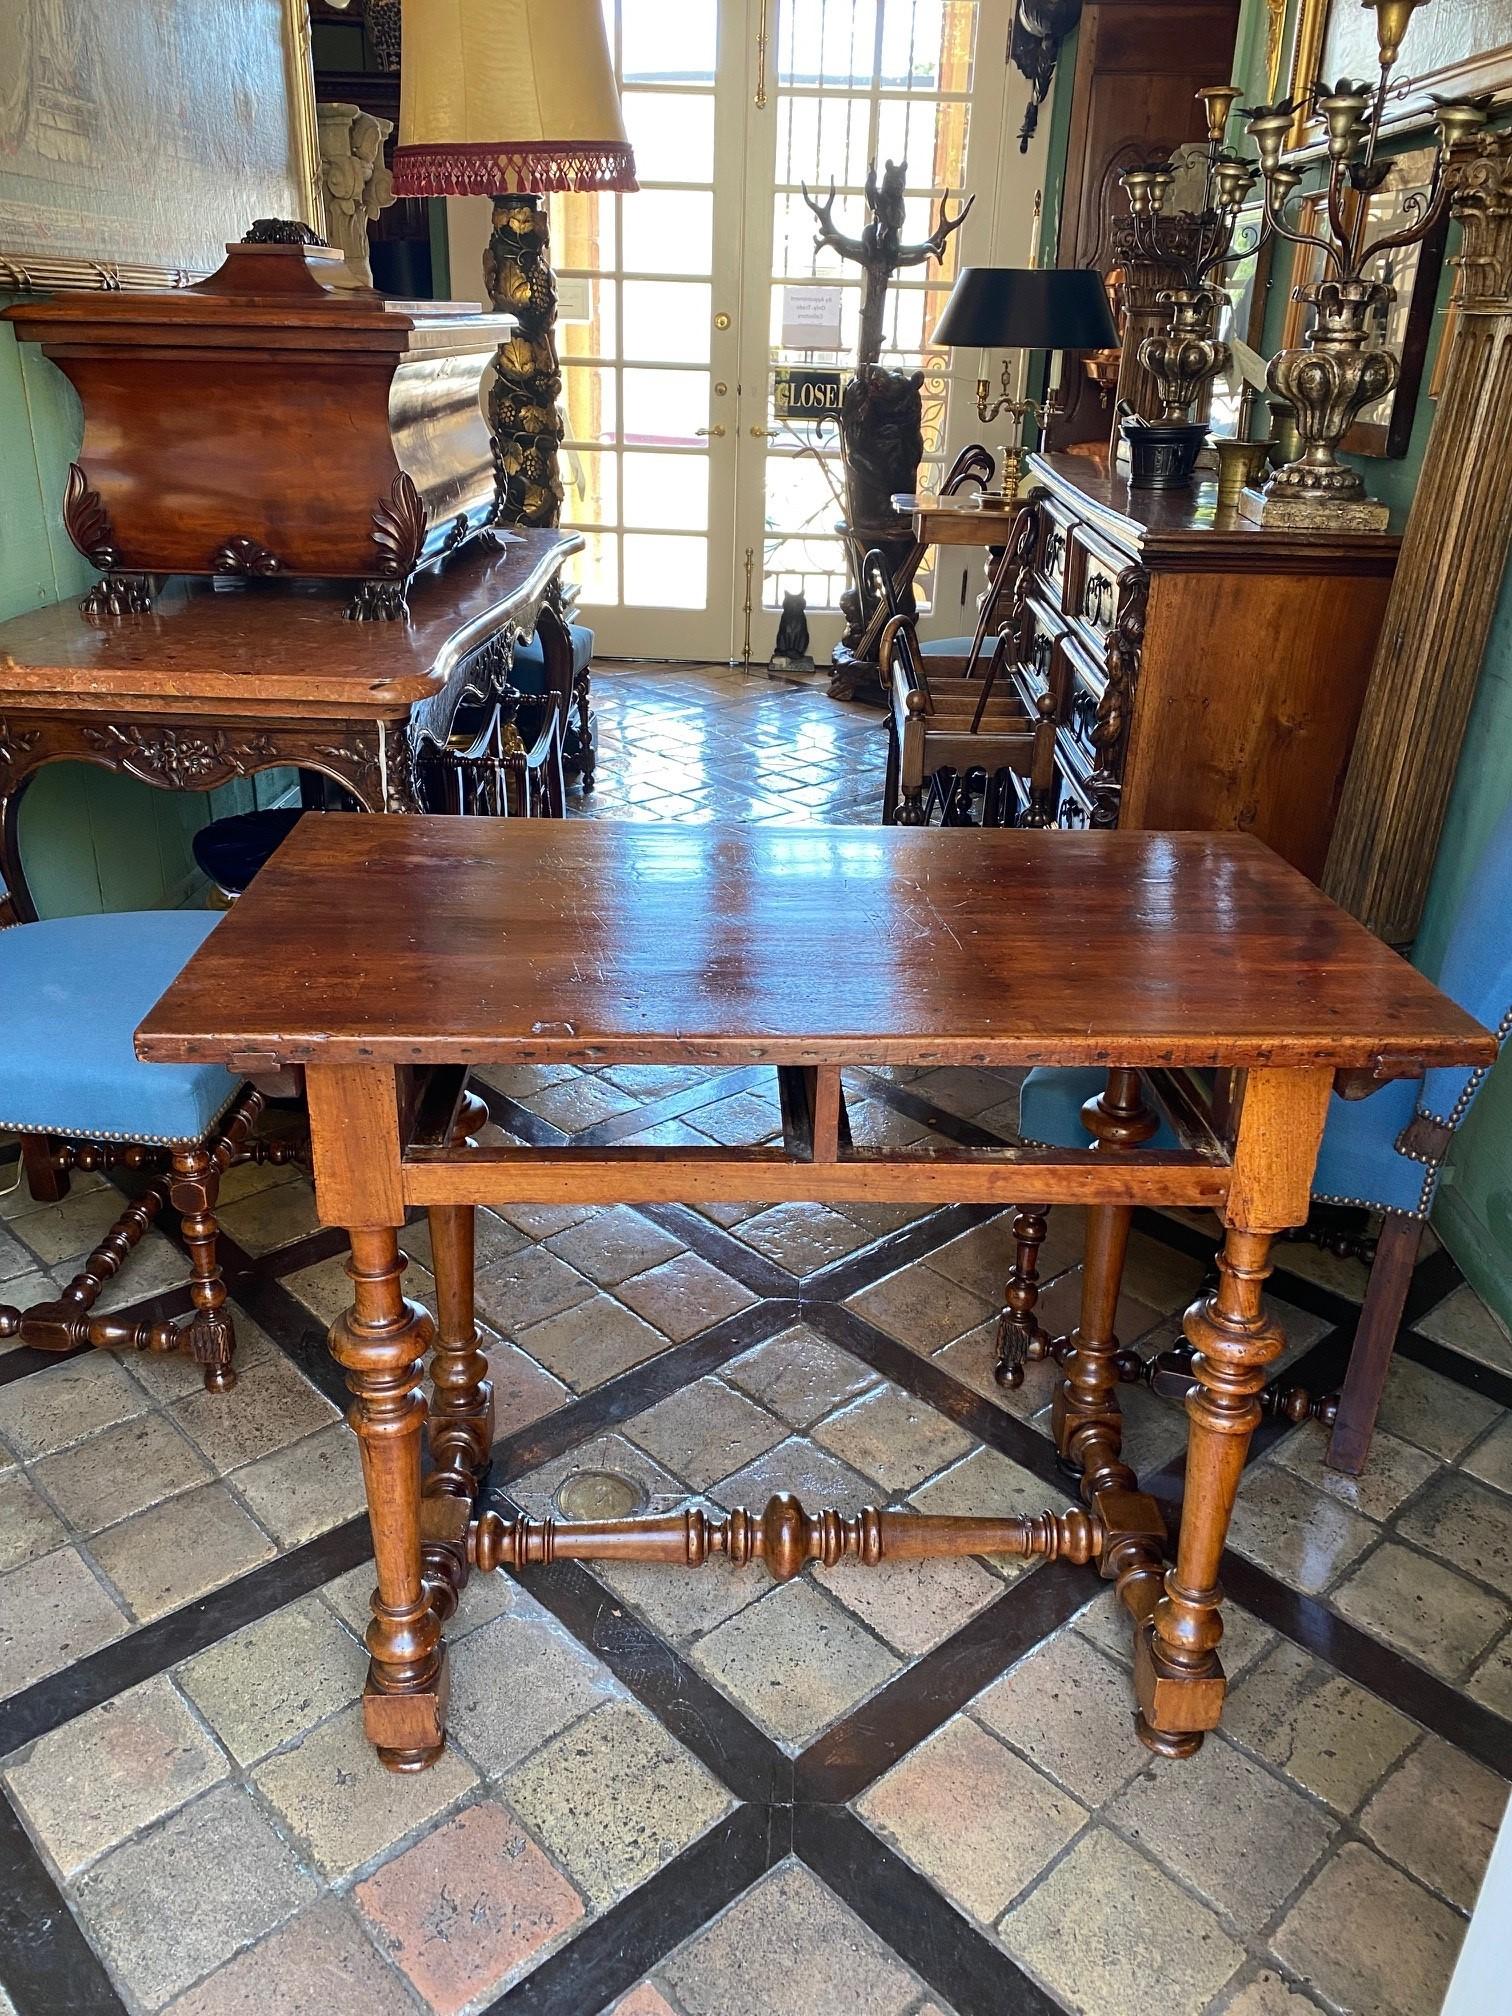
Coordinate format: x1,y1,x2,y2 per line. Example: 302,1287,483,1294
0,1084,243,1151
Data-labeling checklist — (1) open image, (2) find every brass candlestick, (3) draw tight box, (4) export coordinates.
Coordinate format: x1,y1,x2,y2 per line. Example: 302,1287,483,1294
974,358,1059,503
1239,0,1488,528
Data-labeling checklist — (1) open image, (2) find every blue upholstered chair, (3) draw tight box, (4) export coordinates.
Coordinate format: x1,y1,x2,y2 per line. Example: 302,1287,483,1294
1012,801,1512,1474
0,911,268,1391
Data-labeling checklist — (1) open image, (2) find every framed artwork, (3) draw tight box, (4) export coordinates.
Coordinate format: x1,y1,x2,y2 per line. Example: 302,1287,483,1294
1277,147,1448,458
1287,0,1512,150
0,0,321,292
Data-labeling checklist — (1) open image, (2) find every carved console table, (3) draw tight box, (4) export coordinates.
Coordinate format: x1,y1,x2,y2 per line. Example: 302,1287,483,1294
0,531,580,922
1008,452,1400,878
138,818,1490,1774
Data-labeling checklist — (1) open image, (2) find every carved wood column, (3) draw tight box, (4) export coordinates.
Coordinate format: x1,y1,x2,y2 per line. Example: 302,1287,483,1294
1322,134,1512,943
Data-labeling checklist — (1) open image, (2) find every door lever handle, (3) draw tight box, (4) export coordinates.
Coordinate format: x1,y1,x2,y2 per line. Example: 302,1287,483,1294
695,424,727,438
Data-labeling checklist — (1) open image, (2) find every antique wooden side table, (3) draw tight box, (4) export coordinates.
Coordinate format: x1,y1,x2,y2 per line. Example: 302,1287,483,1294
137,818,1492,1773
0,530,581,922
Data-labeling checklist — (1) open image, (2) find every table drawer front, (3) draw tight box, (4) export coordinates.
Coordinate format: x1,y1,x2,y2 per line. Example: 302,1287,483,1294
1052,742,1094,830
1018,589,1065,702
1060,630,1124,788
1039,503,1076,602
1065,521,1136,647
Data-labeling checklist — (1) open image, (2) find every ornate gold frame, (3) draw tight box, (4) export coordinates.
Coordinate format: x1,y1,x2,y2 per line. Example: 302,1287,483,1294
0,0,322,295
1287,0,1512,152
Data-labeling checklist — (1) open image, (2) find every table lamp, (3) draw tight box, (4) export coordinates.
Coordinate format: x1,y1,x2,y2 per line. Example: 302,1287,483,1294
931,267,1117,503
392,0,637,530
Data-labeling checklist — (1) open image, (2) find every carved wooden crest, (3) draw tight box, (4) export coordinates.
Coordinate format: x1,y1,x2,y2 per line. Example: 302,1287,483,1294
62,465,118,569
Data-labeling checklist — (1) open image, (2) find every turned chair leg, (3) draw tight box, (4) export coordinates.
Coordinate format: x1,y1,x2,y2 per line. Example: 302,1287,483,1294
1325,1211,1422,1476
0,1178,179,1359
421,1090,494,1618
995,1204,1049,1387
20,1132,69,1204
167,1087,266,1393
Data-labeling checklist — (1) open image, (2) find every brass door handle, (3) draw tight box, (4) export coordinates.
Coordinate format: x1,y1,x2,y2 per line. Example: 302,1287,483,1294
750,425,771,437
695,425,727,438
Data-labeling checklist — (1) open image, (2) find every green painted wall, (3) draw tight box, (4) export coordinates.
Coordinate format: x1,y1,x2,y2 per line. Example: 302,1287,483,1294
1230,0,1512,1326
0,308,284,919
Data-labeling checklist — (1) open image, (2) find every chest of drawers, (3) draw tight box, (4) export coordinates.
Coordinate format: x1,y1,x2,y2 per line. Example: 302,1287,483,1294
1011,452,1400,881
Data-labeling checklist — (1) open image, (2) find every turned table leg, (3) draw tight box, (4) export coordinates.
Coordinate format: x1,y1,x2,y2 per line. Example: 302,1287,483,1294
422,1091,494,1618
1136,1067,1332,1756
329,1227,445,1772
1042,1070,1170,1633
1051,1069,1155,1481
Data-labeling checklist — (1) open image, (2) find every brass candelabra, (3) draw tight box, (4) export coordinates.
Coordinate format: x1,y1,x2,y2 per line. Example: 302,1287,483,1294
1116,85,1261,485
1239,0,1488,527
974,361,1058,504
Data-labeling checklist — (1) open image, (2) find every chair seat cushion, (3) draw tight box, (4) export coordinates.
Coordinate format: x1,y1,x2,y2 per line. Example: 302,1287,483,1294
0,912,240,1147
1312,1075,1431,1217
1018,1067,1179,1150
511,622,595,695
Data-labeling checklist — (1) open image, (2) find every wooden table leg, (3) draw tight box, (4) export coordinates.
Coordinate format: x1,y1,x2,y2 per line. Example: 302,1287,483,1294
329,1227,445,1772
1051,1069,1155,1482
1136,1067,1332,1755
422,1090,494,1619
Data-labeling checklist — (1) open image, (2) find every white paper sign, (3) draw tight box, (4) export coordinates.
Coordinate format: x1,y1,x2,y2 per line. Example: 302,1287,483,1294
781,284,843,352
556,275,592,324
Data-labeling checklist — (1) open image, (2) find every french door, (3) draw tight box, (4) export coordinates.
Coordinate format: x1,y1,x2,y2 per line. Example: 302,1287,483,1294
552,0,1043,661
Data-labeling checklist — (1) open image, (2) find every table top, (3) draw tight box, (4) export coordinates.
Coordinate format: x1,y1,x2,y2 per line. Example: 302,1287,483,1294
0,531,581,711
136,816,1494,1075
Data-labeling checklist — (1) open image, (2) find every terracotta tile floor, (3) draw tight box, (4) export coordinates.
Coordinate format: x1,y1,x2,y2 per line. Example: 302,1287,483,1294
0,663,1508,2016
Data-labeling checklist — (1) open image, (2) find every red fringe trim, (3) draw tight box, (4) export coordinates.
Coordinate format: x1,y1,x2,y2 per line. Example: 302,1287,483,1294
393,140,638,197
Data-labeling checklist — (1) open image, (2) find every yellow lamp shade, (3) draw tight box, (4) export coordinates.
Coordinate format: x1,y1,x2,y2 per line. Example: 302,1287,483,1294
393,0,637,196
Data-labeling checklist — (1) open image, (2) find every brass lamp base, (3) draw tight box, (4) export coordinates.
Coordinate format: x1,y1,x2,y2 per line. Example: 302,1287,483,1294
1238,484,1390,532
972,442,1027,506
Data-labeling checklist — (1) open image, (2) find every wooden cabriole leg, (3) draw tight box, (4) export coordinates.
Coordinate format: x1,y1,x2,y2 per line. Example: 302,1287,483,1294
1325,1210,1422,1476
1137,1066,1332,1756
421,1090,494,1619
330,1227,445,1772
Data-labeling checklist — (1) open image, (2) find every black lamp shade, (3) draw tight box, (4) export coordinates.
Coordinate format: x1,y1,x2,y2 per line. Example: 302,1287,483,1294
931,267,1117,352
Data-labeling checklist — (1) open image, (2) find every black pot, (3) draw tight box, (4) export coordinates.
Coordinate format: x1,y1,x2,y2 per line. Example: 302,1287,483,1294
1122,418,1208,491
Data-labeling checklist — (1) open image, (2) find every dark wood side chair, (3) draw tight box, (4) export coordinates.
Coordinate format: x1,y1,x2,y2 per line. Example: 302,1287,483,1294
0,911,279,1390
877,501,1051,827
1004,800,1512,1473
509,604,597,791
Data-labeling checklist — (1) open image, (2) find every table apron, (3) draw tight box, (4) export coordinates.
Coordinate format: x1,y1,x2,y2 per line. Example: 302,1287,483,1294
397,1147,1233,1212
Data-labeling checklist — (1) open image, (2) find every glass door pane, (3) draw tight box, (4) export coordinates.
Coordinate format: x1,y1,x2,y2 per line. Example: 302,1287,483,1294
551,0,743,660
734,0,1044,664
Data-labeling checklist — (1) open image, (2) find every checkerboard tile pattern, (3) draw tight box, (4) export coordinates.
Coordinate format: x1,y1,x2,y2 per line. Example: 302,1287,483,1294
0,666,1506,2016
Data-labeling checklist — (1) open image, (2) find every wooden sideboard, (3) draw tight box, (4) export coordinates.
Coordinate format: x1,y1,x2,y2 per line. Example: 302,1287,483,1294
1008,453,1400,880
0,530,580,923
